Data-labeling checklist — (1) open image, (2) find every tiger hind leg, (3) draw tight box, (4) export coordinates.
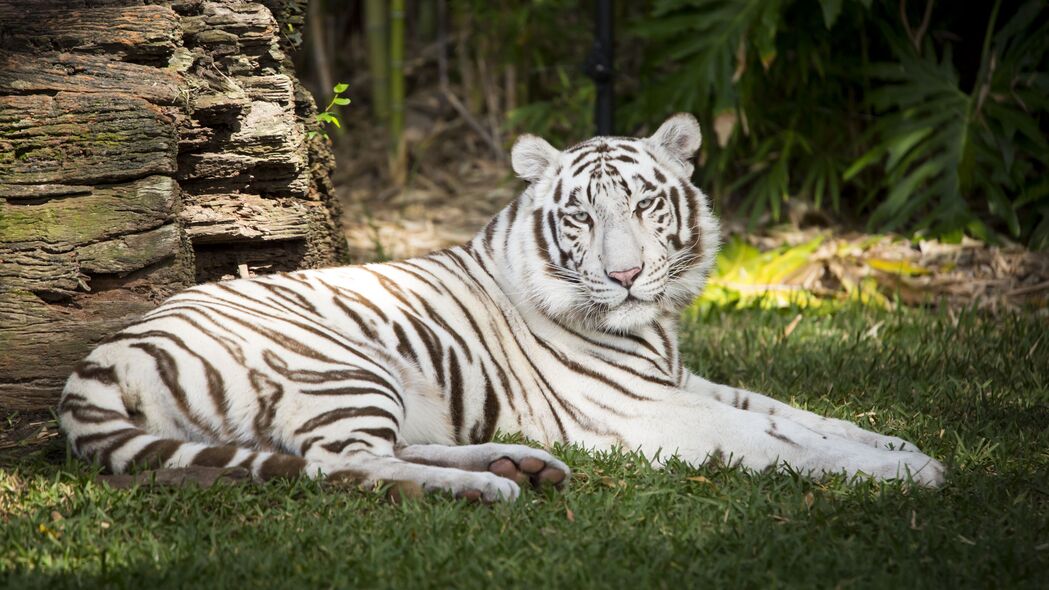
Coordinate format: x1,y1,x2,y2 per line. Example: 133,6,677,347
302,444,523,502
397,443,571,489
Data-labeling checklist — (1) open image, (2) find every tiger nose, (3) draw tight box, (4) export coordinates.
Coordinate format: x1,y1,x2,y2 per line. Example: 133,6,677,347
607,267,642,288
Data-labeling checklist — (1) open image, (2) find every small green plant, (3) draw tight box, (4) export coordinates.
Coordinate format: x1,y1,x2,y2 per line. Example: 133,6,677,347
309,83,351,140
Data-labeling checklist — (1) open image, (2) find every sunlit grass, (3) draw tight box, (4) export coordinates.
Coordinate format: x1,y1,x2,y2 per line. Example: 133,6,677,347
2,306,1046,588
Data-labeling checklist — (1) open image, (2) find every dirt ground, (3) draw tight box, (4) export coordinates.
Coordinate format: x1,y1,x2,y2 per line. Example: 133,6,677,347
337,158,517,262
332,109,523,262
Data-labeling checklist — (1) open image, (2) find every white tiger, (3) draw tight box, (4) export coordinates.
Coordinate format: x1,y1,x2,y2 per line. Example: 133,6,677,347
59,114,945,501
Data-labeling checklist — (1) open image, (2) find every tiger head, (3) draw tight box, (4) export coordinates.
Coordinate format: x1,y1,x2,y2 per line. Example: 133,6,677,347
509,114,720,333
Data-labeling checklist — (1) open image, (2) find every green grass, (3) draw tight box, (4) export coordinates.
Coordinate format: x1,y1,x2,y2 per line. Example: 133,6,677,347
2,306,1047,589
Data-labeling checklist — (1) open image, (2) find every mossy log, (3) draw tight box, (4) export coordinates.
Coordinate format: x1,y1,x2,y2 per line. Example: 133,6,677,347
0,0,345,411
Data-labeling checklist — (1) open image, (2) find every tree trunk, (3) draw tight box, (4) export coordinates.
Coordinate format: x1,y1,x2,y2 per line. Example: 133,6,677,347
0,0,346,411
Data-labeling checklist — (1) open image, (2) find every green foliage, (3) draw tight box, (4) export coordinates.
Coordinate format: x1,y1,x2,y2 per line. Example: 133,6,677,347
506,67,594,143
3,307,1048,587
346,0,1046,246
602,0,1047,247
847,1,1049,246
449,0,595,144
693,235,894,316
697,236,831,314
326,0,1047,246
309,83,351,140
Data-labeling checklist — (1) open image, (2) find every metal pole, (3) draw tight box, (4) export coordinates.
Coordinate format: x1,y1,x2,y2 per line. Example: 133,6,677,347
586,0,614,135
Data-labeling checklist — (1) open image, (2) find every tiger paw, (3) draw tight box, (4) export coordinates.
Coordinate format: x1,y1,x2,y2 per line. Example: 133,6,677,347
488,454,569,489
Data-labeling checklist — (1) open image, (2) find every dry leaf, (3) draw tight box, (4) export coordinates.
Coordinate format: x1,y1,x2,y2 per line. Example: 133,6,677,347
713,110,737,148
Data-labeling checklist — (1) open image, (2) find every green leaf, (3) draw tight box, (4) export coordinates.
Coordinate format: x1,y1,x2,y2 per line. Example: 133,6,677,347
985,183,1021,237
819,0,842,28
885,127,935,171
1029,208,1049,250
333,83,349,94
843,147,884,181
752,0,781,68
332,97,351,106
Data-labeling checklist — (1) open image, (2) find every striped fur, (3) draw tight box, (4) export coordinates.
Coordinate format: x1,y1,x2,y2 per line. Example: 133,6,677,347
60,115,944,499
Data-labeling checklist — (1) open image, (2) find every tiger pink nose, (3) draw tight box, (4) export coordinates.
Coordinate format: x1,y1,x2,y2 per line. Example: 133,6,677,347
607,267,642,288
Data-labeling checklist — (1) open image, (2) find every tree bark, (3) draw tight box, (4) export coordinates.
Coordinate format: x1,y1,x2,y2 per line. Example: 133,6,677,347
0,0,346,411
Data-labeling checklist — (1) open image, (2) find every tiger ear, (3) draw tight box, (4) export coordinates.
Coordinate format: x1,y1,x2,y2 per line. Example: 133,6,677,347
511,134,560,183
647,113,702,169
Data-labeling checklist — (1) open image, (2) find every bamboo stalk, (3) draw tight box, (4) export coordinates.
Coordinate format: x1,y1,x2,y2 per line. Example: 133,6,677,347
307,0,332,101
455,9,480,113
389,0,407,181
504,63,517,115
389,0,405,141
416,0,436,44
476,36,502,149
365,0,389,123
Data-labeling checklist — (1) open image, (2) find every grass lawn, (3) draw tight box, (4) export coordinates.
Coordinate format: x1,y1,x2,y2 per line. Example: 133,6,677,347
2,306,1047,589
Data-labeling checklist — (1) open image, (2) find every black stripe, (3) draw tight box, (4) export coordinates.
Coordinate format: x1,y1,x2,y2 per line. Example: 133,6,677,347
152,309,249,364
261,351,401,403
392,261,445,293
129,439,182,469
358,427,398,443
295,406,400,435
532,210,554,276
73,362,118,386
405,312,445,386
391,322,418,364
212,282,319,327
448,347,464,441
110,330,232,433
321,438,370,454
412,291,473,362
127,341,222,438
502,197,522,256
435,268,519,417
72,427,139,453
364,269,421,315
193,446,239,467
59,402,127,424
255,280,320,315
97,430,143,470
333,297,377,339
316,278,391,323
474,365,500,443
300,385,401,405
534,337,650,403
